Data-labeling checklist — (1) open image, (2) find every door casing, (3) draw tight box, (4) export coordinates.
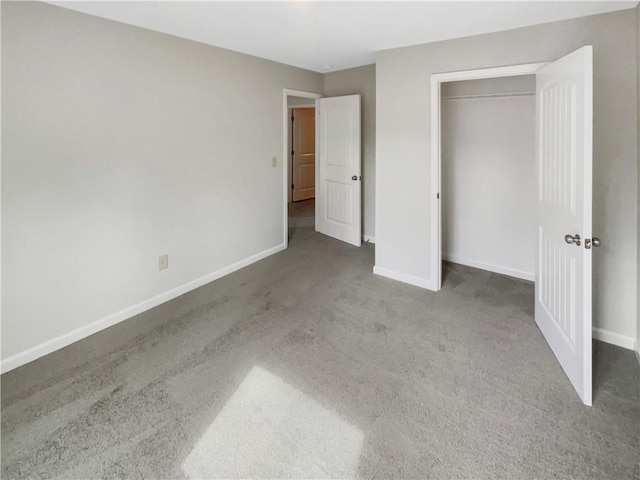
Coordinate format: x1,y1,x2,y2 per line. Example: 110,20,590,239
429,62,547,291
282,89,323,249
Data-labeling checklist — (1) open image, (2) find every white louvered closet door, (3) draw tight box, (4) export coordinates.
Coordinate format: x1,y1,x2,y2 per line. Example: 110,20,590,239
535,46,593,405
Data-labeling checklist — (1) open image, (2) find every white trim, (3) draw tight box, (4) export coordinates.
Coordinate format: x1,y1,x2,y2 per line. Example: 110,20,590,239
443,254,534,282
0,243,285,374
283,88,323,247
431,63,548,83
288,104,316,109
430,62,548,292
592,327,636,351
363,235,375,244
373,265,436,290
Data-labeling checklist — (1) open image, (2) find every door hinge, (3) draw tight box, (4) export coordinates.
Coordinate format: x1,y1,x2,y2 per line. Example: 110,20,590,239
291,150,294,155
291,115,294,121
437,193,440,199
291,184,294,189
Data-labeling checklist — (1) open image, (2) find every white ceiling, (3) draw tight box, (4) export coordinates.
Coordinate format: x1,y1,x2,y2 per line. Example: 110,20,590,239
48,1,637,73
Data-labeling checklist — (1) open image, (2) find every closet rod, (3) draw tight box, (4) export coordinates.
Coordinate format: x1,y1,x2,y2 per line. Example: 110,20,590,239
443,91,535,100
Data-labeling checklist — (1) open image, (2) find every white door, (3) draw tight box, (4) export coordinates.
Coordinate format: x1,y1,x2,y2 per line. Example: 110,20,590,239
535,46,593,405
316,95,361,246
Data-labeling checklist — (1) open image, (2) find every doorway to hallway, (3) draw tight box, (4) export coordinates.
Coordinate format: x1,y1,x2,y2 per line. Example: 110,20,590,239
288,198,315,229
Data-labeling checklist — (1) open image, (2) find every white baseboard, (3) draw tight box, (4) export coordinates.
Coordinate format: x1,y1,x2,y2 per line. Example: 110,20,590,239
4,243,633,373
0,243,286,374
592,327,636,350
443,254,534,282
363,235,375,244
373,265,436,290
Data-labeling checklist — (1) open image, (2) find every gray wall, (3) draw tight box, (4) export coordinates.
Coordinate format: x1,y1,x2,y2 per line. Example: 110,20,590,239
324,65,376,240
1,2,323,364
376,8,639,343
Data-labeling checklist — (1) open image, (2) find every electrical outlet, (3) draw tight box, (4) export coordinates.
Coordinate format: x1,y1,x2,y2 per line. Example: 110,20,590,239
272,156,277,167
159,254,168,271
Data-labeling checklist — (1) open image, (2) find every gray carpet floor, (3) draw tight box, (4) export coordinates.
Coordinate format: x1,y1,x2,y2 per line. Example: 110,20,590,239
288,199,315,228
1,226,639,479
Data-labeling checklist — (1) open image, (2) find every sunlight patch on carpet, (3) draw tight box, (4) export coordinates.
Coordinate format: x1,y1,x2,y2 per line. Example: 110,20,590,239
181,365,364,479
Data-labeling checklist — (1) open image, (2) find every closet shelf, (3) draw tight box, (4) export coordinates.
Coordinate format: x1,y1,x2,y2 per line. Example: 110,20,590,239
443,91,535,100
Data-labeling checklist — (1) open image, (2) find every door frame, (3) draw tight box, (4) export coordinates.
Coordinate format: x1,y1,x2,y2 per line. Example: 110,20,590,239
282,88,323,248
429,62,547,291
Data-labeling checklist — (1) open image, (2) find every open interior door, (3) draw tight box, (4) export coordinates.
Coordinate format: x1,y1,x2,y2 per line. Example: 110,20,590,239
316,95,362,246
535,46,593,405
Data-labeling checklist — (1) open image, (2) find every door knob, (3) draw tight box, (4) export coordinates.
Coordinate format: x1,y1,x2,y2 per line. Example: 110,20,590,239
564,234,581,246
352,175,358,181
585,237,601,249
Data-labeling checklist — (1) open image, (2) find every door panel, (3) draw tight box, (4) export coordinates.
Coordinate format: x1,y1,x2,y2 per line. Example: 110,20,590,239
535,46,593,405
292,108,315,202
326,181,352,225
317,95,361,246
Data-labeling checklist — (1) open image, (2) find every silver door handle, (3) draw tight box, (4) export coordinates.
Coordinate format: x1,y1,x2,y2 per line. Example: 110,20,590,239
352,175,359,181
585,237,601,249
564,234,581,246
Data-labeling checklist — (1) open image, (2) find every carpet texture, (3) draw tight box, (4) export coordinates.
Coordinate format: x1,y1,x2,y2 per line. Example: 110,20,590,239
1,226,639,479
288,199,315,228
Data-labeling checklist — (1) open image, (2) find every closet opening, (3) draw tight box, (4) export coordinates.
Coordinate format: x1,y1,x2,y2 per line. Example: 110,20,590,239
429,62,546,291
440,74,536,283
